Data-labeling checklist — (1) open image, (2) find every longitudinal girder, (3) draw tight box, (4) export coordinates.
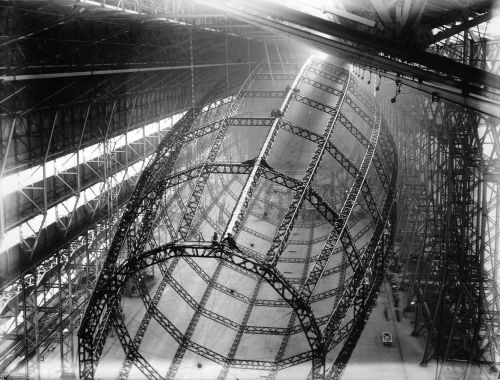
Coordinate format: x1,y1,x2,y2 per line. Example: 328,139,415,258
78,57,396,380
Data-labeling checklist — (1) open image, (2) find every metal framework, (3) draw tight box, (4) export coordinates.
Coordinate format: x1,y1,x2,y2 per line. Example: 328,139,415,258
378,75,500,377
77,57,396,380
203,0,500,119
0,3,275,377
4,2,499,380
0,93,247,378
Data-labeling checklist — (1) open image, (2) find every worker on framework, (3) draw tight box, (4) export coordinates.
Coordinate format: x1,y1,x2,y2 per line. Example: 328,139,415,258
222,233,242,253
211,232,219,246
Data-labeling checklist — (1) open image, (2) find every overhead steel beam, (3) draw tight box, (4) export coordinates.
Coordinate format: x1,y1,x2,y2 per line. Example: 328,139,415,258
430,12,492,44
374,71,500,120
232,0,500,91
369,0,394,28
0,62,256,82
322,4,375,27
203,0,500,116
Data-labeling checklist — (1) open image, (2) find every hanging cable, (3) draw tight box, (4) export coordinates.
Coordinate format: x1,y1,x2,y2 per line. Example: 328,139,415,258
225,31,229,91
391,79,402,103
190,28,195,110
275,43,284,71
247,39,251,77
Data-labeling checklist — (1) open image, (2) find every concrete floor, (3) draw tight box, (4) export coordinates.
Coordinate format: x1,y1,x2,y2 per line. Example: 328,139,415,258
343,281,496,380
94,266,496,380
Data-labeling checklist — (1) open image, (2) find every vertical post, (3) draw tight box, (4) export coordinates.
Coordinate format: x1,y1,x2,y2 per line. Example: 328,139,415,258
21,275,30,379
125,97,137,182
0,118,16,244
30,113,57,253
104,101,117,258
58,254,65,377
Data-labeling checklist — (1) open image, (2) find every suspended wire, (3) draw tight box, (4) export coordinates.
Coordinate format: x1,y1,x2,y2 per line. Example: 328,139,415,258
376,73,382,91
247,39,251,77
189,28,195,111
266,308,294,326
391,79,402,103
225,31,229,91
275,43,284,71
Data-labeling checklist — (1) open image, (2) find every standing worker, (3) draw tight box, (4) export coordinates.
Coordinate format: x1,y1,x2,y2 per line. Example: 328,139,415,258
223,233,242,253
212,232,219,246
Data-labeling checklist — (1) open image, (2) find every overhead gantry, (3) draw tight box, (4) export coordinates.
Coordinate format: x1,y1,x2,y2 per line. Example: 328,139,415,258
78,56,397,380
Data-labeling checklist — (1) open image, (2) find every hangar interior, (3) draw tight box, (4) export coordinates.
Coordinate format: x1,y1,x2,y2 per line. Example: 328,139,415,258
0,1,499,380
